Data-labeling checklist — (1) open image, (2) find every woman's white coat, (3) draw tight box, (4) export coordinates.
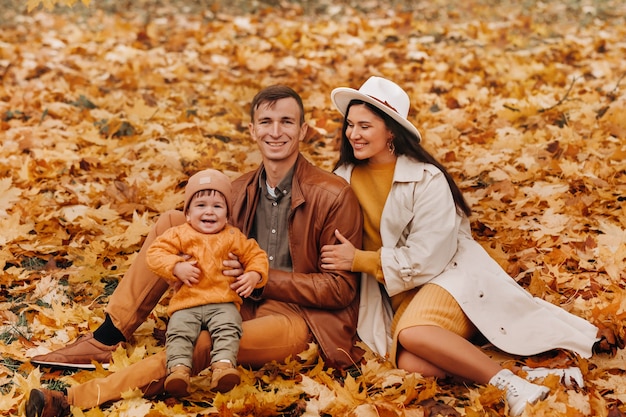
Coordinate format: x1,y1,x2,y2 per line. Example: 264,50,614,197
335,155,598,358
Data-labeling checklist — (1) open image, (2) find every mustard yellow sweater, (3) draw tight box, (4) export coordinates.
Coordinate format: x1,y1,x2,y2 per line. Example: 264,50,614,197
350,161,412,314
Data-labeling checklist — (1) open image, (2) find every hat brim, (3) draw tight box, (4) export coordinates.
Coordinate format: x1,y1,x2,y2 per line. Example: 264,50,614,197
331,87,422,143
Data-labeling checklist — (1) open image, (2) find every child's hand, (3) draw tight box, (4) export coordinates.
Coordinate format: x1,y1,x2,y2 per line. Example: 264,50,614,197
173,260,201,287
232,271,262,298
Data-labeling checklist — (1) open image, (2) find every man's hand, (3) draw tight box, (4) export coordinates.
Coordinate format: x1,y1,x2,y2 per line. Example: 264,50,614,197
320,229,355,271
231,271,262,298
223,252,244,277
173,260,201,287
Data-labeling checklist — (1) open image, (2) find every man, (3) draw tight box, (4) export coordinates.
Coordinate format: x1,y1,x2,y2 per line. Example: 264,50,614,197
26,85,364,417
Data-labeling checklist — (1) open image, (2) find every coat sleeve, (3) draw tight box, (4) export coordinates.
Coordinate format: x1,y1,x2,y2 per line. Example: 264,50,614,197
145,228,187,284
381,169,462,297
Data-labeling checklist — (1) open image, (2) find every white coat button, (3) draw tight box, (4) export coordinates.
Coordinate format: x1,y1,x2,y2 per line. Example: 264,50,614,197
500,327,506,334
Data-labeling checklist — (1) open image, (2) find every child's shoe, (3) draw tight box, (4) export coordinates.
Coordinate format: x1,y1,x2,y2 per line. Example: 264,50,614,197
210,361,240,393
165,364,191,398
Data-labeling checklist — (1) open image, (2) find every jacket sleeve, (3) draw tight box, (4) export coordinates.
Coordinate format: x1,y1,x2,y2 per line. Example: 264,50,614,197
261,183,363,310
145,228,187,284
381,170,461,297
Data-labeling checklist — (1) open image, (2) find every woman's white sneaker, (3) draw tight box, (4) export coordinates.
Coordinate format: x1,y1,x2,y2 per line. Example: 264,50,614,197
489,369,550,416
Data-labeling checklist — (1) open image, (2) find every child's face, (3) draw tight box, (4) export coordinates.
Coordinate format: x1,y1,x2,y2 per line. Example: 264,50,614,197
186,190,228,234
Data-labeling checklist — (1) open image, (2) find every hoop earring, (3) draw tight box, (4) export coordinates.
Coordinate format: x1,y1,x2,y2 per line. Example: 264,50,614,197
387,139,396,155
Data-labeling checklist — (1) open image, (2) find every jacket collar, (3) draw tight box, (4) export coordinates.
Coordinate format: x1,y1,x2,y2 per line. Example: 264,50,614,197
251,153,308,208
392,155,426,182
334,154,426,184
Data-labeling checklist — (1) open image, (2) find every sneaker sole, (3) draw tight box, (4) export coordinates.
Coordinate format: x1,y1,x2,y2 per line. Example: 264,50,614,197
510,386,550,416
30,360,109,370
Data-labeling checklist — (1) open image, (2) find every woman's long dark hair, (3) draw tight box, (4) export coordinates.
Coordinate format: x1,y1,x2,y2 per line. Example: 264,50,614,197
334,100,471,217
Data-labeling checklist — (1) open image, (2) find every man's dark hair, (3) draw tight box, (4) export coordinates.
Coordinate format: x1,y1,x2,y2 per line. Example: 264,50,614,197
250,85,305,124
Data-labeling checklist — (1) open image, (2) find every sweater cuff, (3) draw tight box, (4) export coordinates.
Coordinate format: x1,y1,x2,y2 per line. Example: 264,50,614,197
352,249,384,282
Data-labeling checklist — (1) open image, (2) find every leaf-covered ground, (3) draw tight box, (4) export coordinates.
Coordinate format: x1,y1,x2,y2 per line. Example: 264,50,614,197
1,1,626,416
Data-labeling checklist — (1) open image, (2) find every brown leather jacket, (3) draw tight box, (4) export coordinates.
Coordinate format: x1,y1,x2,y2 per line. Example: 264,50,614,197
230,154,364,369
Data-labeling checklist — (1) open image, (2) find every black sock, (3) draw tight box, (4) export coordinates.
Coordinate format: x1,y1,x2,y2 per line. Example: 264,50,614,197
93,314,126,346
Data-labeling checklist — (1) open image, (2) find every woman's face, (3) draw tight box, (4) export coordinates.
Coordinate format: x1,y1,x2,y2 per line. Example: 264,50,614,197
345,104,396,165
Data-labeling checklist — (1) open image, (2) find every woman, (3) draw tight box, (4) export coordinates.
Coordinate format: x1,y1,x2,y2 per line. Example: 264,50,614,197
320,76,600,416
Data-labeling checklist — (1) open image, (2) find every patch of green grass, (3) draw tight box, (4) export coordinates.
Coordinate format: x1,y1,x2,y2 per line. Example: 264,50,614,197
0,330,14,344
102,277,119,298
1,313,32,344
35,298,52,309
0,357,21,395
21,256,48,271
43,377,72,392
0,356,21,372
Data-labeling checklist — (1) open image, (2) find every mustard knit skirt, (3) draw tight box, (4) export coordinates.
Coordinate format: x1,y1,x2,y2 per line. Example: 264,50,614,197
390,283,477,366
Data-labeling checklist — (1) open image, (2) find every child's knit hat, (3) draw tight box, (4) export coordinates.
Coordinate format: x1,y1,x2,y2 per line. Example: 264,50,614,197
184,169,232,214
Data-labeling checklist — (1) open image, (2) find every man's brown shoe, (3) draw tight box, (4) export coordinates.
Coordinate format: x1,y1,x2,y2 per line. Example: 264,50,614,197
210,362,240,393
30,333,123,370
25,388,69,417
164,365,191,398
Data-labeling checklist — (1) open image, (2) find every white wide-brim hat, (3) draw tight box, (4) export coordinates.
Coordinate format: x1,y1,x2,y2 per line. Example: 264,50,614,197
331,76,422,142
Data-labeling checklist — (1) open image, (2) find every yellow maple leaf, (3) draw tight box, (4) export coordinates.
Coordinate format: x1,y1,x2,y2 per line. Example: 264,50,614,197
566,390,592,415
126,100,159,121
0,384,20,415
11,367,42,401
102,211,152,250
0,212,34,247
300,374,337,412
108,344,148,371
0,177,22,217
595,219,626,281
0,246,18,273
107,392,154,417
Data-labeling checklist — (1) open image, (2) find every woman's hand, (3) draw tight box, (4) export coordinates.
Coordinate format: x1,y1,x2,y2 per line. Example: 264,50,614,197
321,229,355,271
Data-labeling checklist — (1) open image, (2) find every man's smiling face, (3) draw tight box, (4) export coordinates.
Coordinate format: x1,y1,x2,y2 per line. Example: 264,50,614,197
249,97,307,164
